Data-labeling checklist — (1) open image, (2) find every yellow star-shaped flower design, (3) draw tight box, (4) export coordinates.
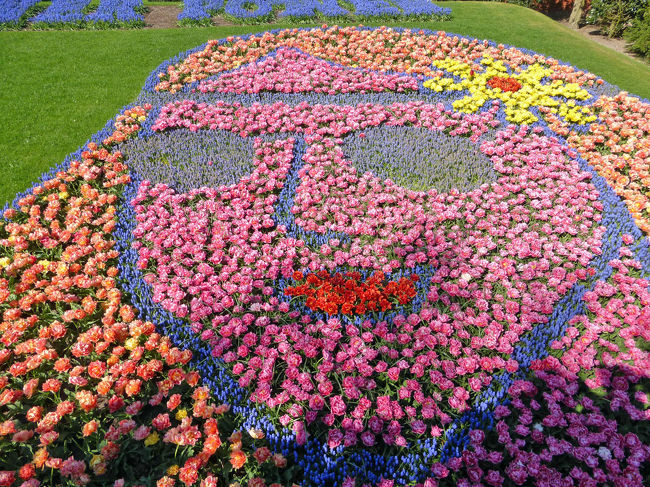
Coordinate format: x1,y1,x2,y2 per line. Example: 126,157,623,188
424,56,596,125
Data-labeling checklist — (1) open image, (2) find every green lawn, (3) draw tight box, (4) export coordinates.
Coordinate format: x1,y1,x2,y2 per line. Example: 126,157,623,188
1,1,649,205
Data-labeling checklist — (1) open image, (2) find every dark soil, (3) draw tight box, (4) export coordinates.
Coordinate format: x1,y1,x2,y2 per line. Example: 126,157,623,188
143,5,237,28
144,5,182,29
212,16,236,26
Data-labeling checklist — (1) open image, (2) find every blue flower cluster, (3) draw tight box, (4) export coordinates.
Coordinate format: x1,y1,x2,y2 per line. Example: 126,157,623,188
28,0,144,27
225,0,276,20
85,0,144,23
118,128,260,192
142,87,448,112
6,0,450,28
275,0,348,18
390,0,453,16
31,0,93,24
342,126,497,193
183,0,451,23
178,0,225,24
346,0,399,17
0,0,40,26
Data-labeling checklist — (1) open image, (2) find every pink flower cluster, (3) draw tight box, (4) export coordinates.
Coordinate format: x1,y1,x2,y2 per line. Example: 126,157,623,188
419,240,650,487
152,99,497,143
135,98,607,447
132,137,301,326
550,237,650,389
197,47,419,95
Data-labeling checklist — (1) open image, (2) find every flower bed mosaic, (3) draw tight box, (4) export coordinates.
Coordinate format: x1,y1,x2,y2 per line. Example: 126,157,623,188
1,25,649,487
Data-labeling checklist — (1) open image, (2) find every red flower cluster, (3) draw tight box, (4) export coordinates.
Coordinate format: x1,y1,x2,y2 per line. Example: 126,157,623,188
286,270,418,316
487,76,522,92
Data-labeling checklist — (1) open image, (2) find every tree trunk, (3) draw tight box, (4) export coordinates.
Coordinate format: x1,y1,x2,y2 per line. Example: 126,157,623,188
569,0,586,28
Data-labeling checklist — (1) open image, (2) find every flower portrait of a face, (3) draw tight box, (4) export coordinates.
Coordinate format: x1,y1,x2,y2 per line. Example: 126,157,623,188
4,24,649,487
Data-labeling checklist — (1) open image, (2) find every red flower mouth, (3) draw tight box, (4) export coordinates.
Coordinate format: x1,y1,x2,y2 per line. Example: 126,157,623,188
285,270,418,316
487,76,522,92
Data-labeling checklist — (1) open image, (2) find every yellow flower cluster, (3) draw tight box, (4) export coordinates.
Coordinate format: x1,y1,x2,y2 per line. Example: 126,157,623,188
145,432,160,446
423,57,596,125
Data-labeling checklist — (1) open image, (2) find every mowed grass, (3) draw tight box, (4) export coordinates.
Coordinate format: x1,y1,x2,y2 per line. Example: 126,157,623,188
1,1,649,205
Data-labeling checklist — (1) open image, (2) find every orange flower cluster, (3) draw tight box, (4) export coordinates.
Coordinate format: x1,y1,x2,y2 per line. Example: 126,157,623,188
155,26,601,93
566,93,650,235
286,270,418,316
0,106,291,486
486,76,522,92
229,431,247,470
103,104,152,146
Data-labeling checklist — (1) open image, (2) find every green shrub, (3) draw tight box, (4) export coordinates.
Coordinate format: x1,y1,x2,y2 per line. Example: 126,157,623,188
483,0,534,7
586,0,648,37
626,6,650,57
